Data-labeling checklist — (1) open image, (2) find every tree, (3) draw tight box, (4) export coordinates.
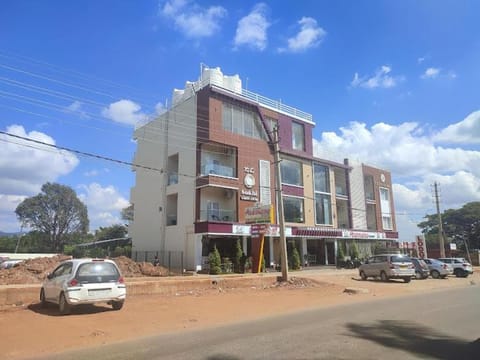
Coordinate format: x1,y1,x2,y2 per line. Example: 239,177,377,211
233,239,243,273
208,245,222,275
15,182,89,252
417,201,480,250
349,241,360,260
95,224,128,241
291,246,301,270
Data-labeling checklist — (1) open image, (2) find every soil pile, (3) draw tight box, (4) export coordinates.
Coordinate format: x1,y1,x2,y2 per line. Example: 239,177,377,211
0,255,170,285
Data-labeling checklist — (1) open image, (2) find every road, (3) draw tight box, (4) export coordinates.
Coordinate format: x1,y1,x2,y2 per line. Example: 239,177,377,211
33,285,479,360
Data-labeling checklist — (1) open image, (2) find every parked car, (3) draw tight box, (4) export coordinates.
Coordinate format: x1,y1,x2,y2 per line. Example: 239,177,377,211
437,258,473,278
358,254,415,283
0,259,22,269
40,258,126,315
423,258,453,279
408,257,430,279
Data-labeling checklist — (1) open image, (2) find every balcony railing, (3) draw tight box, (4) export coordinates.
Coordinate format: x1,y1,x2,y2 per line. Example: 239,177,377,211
167,214,177,226
168,173,178,185
200,209,237,222
201,163,235,177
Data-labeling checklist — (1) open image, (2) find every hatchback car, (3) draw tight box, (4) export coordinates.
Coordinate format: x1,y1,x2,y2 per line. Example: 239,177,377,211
358,254,415,282
408,257,430,279
40,258,126,315
437,257,473,278
423,258,453,279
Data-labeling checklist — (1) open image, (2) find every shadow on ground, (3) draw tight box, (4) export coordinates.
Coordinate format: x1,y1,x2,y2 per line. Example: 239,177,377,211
346,320,479,359
28,302,115,316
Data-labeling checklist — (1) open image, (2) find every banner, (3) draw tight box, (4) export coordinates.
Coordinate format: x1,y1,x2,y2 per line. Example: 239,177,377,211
416,235,428,259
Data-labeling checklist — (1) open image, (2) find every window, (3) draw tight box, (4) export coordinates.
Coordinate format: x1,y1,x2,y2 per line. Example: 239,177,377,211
292,122,305,151
222,102,266,140
379,187,392,230
280,159,303,186
364,175,375,200
283,197,304,223
314,164,330,193
366,203,377,230
315,193,332,225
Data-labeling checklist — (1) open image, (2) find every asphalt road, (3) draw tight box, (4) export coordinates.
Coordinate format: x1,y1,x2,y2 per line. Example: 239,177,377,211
34,285,479,360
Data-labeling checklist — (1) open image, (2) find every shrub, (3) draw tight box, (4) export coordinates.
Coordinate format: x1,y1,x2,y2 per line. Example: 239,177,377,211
349,241,360,260
291,246,301,270
208,245,222,275
337,243,345,267
233,239,243,273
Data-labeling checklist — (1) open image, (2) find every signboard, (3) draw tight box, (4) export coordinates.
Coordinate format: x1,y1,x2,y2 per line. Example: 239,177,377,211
415,235,428,259
245,204,273,224
450,243,457,250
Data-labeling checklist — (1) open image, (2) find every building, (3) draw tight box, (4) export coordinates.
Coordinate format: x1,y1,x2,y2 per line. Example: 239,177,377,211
130,66,398,271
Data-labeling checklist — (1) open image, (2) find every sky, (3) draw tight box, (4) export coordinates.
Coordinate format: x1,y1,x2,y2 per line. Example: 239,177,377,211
0,0,479,240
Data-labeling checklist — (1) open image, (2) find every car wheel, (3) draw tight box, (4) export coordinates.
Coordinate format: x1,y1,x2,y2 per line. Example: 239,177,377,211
415,271,423,280
112,301,124,310
454,269,463,277
461,273,469,278
403,277,411,283
59,292,71,315
380,271,388,282
360,271,367,280
431,270,440,279
40,288,47,308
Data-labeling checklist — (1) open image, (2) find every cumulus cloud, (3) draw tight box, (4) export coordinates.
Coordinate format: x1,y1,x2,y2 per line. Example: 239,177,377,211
66,101,89,119
278,17,326,53
433,110,480,144
234,3,270,51
0,125,79,231
421,67,440,79
102,99,147,126
350,65,404,89
160,0,227,38
78,183,130,230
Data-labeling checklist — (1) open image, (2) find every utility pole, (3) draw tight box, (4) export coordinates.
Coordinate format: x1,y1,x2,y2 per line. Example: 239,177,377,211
433,182,446,258
273,126,289,282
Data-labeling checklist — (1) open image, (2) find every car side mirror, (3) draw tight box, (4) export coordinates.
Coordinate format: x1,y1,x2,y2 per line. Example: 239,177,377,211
46,273,53,280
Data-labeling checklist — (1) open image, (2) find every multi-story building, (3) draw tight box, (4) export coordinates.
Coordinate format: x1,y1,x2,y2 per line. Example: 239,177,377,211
130,66,398,271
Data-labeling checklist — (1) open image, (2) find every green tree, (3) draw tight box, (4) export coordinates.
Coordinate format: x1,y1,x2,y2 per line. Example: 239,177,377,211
121,204,134,222
95,224,128,241
233,239,243,273
208,245,222,275
349,241,360,260
15,182,89,252
337,242,345,267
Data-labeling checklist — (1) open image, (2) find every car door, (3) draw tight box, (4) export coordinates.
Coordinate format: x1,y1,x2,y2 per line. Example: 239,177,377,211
364,256,377,276
44,262,73,302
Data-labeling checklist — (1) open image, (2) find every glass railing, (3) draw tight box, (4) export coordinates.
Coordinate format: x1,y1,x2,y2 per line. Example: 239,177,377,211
201,163,235,177
166,214,177,226
200,209,237,222
168,173,178,185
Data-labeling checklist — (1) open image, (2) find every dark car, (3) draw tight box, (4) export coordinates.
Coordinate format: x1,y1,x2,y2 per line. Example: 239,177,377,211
408,257,430,279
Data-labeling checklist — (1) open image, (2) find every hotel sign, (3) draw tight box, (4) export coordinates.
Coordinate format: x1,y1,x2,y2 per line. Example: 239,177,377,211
245,204,273,224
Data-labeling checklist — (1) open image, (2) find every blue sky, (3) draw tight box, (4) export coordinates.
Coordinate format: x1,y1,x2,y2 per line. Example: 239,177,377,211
1,0,479,239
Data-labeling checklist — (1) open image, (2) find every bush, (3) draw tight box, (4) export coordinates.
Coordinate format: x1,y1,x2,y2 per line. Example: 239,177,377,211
291,246,301,270
233,239,243,273
349,241,360,260
337,243,345,267
208,245,222,275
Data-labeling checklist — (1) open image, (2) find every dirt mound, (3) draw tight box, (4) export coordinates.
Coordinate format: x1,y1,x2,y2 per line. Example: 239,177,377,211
0,255,71,285
0,255,170,285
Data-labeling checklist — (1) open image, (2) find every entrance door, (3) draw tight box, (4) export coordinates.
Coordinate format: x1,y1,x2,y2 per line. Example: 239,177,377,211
326,241,335,265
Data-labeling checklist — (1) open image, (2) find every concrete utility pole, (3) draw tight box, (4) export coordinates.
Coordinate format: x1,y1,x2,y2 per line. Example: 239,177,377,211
433,182,446,258
273,126,289,282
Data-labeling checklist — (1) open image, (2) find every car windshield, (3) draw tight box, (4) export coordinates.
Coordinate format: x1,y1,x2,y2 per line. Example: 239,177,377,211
391,256,410,263
76,262,120,283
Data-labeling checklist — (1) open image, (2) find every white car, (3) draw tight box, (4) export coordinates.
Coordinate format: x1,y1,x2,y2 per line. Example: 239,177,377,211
40,258,126,315
437,257,474,278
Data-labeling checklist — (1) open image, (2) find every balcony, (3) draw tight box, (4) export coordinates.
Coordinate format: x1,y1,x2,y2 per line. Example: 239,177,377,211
168,173,178,185
200,209,237,222
198,186,238,222
201,162,235,178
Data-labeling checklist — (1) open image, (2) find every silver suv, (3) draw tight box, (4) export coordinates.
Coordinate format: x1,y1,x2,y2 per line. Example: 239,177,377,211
359,254,415,283
437,258,473,278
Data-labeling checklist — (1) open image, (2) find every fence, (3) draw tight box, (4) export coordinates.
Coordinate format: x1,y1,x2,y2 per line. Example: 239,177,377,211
132,251,184,275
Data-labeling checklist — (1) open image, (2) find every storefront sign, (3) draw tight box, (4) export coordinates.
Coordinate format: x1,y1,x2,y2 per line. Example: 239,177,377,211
416,235,428,259
232,225,250,235
245,204,273,223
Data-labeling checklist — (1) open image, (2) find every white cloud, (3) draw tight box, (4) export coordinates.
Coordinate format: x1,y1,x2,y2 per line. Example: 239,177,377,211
155,101,167,115
278,17,326,53
0,125,79,232
66,101,89,119
417,57,425,64
160,0,227,38
234,3,270,51
421,67,440,79
78,183,130,230
102,99,147,126
350,65,404,89
433,110,480,144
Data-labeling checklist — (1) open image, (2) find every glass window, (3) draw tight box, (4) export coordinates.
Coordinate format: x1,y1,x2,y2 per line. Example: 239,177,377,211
364,175,375,200
283,197,304,223
292,122,305,151
315,193,332,225
222,103,232,131
366,203,377,230
222,102,266,140
314,164,330,193
382,216,392,230
281,159,303,186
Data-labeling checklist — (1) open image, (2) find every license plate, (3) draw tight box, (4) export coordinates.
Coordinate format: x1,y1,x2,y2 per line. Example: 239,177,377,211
88,289,111,297
400,265,407,269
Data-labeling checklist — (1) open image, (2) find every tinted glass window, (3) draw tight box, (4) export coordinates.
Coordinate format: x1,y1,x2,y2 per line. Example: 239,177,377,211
391,256,409,263
76,262,120,283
